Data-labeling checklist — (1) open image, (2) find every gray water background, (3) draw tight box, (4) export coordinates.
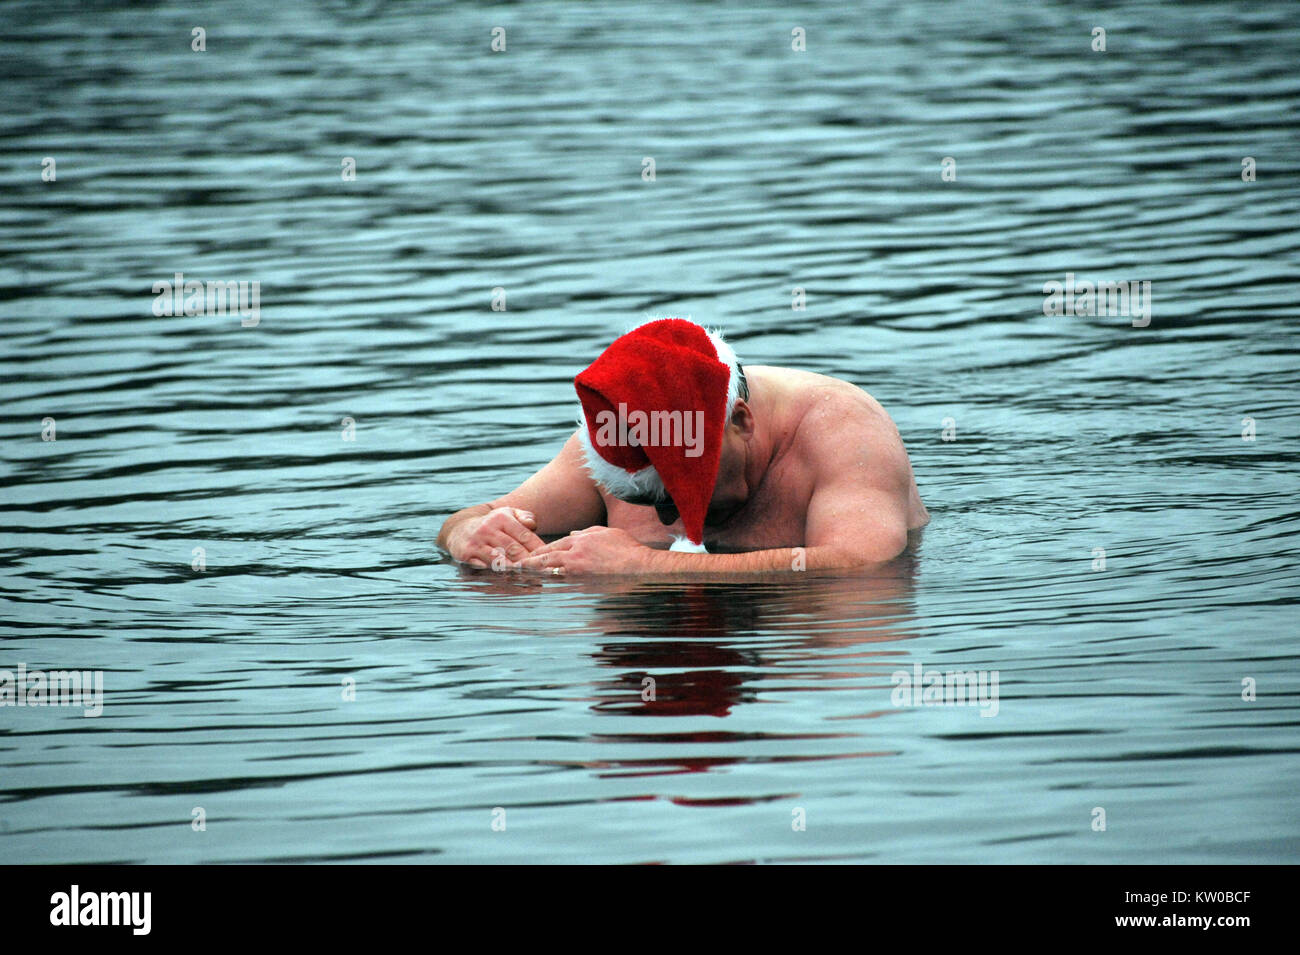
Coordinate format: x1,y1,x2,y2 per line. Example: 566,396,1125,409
1,0,1298,863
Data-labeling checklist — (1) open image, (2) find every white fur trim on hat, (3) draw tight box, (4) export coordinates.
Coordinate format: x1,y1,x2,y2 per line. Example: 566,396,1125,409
701,326,744,420
575,420,669,503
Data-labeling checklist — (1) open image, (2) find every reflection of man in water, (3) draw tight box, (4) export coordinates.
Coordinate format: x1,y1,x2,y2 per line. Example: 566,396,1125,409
438,318,928,575
584,574,919,721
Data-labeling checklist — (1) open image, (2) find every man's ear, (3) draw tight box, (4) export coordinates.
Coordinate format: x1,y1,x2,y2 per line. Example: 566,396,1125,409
730,399,755,437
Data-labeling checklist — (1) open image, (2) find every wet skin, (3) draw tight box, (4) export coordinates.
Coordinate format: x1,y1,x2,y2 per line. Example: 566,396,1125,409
437,365,929,574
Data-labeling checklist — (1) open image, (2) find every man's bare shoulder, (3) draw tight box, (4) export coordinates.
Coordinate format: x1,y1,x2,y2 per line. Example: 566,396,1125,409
753,365,913,490
751,366,896,436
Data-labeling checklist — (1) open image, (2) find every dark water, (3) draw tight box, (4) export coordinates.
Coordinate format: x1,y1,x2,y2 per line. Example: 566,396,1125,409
2,0,1298,863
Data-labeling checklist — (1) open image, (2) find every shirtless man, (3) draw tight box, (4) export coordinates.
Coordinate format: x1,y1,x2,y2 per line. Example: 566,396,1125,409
437,318,928,575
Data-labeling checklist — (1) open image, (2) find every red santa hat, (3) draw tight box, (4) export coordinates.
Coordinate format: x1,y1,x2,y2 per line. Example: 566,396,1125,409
574,318,744,552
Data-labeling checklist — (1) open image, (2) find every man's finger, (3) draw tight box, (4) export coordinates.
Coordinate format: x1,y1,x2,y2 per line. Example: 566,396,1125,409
519,550,566,573
528,536,576,556
488,527,543,559
505,521,546,553
466,547,520,571
476,517,543,555
486,512,543,552
500,541,530,561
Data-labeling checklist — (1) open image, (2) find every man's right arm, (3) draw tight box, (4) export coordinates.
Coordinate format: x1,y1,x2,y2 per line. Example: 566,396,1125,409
436,431,606,567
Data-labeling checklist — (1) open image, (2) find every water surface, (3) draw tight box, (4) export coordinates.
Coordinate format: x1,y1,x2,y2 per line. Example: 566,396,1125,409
1,0,1298,863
